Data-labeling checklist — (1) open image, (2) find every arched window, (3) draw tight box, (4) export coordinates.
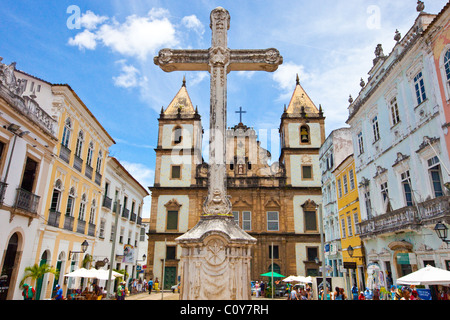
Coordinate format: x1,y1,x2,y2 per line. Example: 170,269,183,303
444,49,450,90
86,141,94,167
75,131,84,158
173,126,182,144
300,125,310,144
79,194,87,221
96,150,103,173
66,187,76,217
89,199,96,224
62,118,72,147
50,179,63,214
268,263,281,274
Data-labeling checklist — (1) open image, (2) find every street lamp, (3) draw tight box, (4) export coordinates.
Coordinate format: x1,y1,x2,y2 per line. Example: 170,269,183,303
68,240,89,260
347,245,354,257
434,222,450,244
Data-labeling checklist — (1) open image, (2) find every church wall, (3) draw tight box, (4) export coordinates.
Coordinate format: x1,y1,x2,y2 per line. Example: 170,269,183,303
289,154,321,187
293,195,323,234
161,123,194,149
156,195,190,233
152,240,181,283
159,155,192,187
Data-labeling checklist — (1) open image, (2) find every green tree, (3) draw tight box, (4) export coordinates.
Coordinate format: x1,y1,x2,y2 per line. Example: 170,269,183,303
20,263,59,287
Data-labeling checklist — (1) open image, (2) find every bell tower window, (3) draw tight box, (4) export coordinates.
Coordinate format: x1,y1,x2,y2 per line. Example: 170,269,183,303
173,126,182,145
300,125,310,144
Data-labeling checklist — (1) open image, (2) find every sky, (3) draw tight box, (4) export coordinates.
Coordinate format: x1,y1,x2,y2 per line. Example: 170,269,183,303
1,0,448,218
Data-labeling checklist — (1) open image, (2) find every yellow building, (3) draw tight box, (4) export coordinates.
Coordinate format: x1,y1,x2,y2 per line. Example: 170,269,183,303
333,154,366,293
30,83,115,300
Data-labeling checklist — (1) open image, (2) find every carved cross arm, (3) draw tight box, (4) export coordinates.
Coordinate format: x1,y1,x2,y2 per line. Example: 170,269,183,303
154,49,210,72
229,48,283,72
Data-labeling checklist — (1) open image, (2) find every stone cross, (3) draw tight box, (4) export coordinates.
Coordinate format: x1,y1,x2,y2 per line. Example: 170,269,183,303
235,106,246,123
154,7,282,218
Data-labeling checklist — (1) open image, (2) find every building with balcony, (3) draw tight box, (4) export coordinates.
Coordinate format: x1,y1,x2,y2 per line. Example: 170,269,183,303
319,127,353,279
93,157,149,291
346,3,450,291
333,154,365,293
0,60,58,300
12,70,116,299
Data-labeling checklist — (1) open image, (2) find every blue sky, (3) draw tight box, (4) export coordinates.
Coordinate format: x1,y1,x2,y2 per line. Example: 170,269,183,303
1,0,448,217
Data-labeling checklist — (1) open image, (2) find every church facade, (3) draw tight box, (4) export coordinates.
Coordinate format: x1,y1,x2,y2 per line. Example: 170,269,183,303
146,76,325,289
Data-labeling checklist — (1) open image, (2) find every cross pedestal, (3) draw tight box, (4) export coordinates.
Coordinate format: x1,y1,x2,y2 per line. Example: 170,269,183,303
154,7,282,300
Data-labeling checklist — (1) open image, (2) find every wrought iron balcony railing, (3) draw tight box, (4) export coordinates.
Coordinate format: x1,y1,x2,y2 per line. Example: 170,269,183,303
85,164,93,180
64,215,75,231
14,188,40,214
102,195,112,210
73,154,83,172
358,196,450,238
59,144,71,164
77,219,86,234
48,209,61,227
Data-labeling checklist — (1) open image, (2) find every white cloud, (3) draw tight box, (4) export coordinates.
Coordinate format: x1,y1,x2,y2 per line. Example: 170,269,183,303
189,72,208,86
113,60,147,89
68,9,179,61
181,15,205,36
68,29,97,50
272,62,312,100
80,10,108,30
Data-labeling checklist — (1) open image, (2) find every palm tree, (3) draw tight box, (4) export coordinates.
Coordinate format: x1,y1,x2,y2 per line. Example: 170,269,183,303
20,263,59,288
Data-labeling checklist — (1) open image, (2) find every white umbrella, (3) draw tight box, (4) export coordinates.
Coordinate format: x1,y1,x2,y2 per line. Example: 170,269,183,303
282,275,298,282
94,269,123,280
397,265,450,286
63,268,92,278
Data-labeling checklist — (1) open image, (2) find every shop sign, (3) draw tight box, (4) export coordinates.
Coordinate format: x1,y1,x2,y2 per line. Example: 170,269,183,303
325,244,330,253
416,289,432,300
344,262,357,269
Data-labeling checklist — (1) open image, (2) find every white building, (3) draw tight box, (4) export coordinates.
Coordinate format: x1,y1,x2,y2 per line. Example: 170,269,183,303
346,8,450,291
319,127,353,277
94,157,149,292
0,60,58,300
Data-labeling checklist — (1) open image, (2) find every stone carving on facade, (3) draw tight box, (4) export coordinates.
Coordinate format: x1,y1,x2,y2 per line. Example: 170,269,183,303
0,59,26,97
0,59,57,137
205,238,226,266
202,189,232,216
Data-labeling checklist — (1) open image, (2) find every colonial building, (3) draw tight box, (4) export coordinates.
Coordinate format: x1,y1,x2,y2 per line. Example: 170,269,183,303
0,60,58,300
8,65,116,300
146,76,325,289
427,2,450,164
93,156,149,291
333,154,365,292
346,2,450,291
319,127,353,278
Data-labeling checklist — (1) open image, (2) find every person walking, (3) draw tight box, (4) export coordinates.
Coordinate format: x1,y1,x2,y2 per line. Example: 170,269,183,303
340,287,347,300
260,281,265,297
289,288,299,300
148,278,153,295
358,291,365,300
364,288,373,300
351,284,358,300
117,282,125,300
334,287,342,300
22,283,35,300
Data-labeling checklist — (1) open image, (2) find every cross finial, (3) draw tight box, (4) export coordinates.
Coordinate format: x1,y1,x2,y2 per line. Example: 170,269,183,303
235,106,247,123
